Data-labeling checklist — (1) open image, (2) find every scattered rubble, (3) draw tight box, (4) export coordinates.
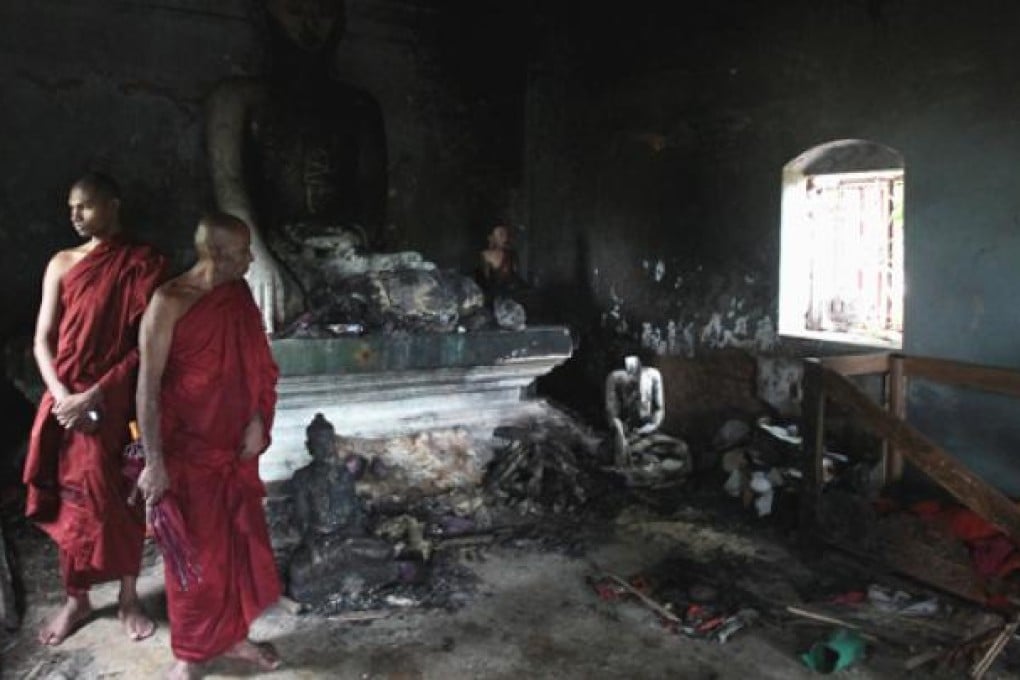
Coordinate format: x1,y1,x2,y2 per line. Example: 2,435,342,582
7,382,1020,678
261,400,1020,677
484,430,588,514
483,419,603,515
493,297,526,331
588,570,760,644
278,266,525,336
266,409,610,616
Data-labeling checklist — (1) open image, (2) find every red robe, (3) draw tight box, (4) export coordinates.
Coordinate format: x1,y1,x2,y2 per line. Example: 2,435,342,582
23,238,167,592
160,280,281,663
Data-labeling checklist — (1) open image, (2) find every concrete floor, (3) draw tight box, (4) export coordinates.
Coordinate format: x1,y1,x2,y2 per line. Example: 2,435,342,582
2,504,1015,679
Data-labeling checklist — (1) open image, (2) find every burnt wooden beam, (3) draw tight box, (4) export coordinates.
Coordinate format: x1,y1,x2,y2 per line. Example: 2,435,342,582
820,367,1020,542
902,356,1020,400
820,352,891,376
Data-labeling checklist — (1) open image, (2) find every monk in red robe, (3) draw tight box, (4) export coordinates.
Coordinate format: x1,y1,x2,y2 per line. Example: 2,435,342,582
24,172,167,645
136,212,281,679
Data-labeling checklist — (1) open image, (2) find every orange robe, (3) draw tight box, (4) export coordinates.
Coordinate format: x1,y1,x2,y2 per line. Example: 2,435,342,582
160,280,281,662
23,238,167,593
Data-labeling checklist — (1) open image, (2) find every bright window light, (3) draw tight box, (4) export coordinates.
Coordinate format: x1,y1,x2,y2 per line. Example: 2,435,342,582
779,142,904,348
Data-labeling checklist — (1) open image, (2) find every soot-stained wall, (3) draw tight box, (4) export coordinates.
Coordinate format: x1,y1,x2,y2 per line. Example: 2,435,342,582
5,1,1020,492
0,0,253,338
525,1,1020,491
0,0,526,342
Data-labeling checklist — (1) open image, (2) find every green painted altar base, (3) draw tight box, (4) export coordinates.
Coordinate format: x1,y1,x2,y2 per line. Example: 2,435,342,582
271,326,573,376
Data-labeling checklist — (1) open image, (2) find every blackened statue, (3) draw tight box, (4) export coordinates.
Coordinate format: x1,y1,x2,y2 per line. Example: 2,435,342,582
207,0,387,332
290,413,365,539
288,413,412,605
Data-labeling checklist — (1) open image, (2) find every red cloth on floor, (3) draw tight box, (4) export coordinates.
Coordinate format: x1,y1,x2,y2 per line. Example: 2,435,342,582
160,280,281,663
910,501,1020,580
910,501,1004,542
971,537,1016,578
23,238,166,591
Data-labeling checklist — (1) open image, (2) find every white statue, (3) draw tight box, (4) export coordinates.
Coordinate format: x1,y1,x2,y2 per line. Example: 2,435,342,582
605,355,690,478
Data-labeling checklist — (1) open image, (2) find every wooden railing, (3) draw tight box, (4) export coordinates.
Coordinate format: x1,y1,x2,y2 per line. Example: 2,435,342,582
800,353,1020,543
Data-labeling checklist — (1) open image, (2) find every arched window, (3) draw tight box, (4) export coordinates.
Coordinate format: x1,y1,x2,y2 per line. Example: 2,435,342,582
779,140,904,348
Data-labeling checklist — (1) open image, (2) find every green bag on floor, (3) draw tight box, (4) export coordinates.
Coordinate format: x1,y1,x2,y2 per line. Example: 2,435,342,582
800,628,866,673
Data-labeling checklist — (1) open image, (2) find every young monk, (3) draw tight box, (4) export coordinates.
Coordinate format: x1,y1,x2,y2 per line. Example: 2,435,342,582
24,172,166,645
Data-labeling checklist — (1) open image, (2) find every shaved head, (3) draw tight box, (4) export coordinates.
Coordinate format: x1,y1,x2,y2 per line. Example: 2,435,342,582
72,171,122,202
194,212,253,281
68,174,122,239
194,212,249,258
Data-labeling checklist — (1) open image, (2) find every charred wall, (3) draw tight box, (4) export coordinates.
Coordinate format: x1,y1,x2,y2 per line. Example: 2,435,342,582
4,1,1020,492
525,1,1020,491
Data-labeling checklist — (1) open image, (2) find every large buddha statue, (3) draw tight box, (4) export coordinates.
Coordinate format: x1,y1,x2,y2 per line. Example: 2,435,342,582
207,0,388,332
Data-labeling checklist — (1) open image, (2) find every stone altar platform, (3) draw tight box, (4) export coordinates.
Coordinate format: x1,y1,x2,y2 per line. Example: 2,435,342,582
262,326,573,481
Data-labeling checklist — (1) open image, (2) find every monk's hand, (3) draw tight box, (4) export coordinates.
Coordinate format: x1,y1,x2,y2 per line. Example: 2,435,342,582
244,248,286,335
136,459,169,506
240,415,268,460
52,386,102,431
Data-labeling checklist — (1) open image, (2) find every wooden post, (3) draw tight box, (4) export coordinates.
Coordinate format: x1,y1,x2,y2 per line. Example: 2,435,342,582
800,358,826,537
885,353,906,483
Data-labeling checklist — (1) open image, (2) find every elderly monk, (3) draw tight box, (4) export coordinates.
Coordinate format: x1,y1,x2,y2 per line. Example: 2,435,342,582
136,212,281,679
24,172,167,645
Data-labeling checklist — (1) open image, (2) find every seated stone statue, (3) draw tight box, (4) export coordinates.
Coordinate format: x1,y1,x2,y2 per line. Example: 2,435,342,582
477,223,524,297
291,413,366,539
605,355,691,481
288,413,414,605
475,223,528,330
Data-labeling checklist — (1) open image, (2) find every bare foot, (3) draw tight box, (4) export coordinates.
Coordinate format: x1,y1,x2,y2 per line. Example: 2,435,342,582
118,598,156,641
166,659,201,680
223,639,281,671
37,595,91,645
